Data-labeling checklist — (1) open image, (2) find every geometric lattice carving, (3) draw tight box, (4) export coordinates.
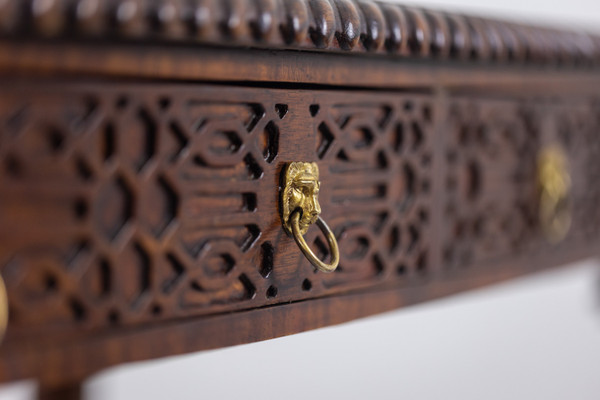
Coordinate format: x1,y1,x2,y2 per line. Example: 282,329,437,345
2,84,597,341
443,98,600,271
307,98,433,291
443,99,540,270
0,88,281,333
553,101,600,242
0,85,435,338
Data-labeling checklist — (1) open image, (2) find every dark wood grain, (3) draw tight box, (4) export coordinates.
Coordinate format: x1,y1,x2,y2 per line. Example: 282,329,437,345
0,84,434,339
38,382,81,400
0,78,599,389
0,0,598,65
0,236,596,387
3,42,600,92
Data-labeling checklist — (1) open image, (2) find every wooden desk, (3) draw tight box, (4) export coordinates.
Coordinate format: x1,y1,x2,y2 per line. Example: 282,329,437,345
0,0,599,398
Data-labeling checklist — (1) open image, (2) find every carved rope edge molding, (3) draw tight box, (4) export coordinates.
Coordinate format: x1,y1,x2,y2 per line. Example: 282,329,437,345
0,0,599,67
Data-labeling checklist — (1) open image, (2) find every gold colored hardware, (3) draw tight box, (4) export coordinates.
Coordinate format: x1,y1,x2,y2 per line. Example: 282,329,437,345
291,210,340,273
281,162,322,235
281,162,339,272
538,145,571,243
0,275,7,342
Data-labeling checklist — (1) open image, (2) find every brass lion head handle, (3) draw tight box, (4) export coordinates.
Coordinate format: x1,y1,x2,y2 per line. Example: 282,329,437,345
281,162,339,273
537,145,571,243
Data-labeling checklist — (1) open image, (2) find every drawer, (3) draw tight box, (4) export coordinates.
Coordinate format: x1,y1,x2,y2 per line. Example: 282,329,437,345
0,83,435,337
0,81,599,383
442,98,600,270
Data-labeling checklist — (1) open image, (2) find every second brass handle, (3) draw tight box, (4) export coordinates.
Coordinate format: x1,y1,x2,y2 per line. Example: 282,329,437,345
538,145,571,243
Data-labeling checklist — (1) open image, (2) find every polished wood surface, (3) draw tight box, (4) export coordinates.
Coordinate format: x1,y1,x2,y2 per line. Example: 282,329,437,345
0,0,599,65
0,0,599,397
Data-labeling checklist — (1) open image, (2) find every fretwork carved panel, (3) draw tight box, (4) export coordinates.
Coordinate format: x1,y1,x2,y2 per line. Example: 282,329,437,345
4,81,597,344
0,84,435,338
0,87,280,332
442,99,541,270
309,99,433,289
442,97,600,271
552,101,600,242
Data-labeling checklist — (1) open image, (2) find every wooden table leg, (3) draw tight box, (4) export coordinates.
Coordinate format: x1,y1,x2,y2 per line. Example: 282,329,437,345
38,381,82,400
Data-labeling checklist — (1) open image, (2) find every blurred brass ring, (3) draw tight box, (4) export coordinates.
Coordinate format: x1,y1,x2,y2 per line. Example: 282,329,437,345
0,275,7,342
291,209,339,273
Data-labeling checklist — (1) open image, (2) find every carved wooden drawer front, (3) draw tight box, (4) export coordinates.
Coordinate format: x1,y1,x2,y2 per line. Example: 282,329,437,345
443,98,600,271
443,97,600,269
1,81,600,387
2,82,599,339
0,84,434,338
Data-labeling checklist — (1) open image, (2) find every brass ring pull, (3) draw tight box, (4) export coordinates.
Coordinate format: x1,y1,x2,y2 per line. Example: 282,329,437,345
290,209,339,273
281,162,339,273
0,275,7,343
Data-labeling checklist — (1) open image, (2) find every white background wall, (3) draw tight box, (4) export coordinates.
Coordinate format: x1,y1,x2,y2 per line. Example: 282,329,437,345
403,0,600,31
1,1,600,399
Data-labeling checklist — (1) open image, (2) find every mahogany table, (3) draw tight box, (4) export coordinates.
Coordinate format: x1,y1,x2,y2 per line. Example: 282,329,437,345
0,0,599,398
